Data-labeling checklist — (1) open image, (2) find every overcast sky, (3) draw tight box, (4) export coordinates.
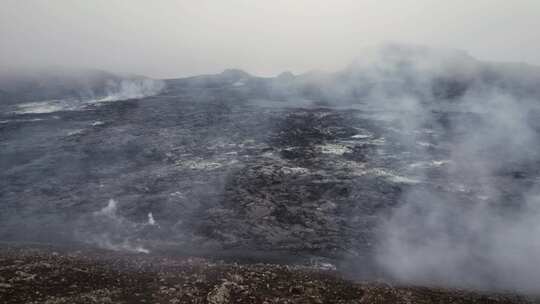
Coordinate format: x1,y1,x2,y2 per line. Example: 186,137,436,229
1,0,539,78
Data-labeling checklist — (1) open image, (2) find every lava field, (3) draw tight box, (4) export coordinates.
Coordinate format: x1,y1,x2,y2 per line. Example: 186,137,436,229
2,54,540,295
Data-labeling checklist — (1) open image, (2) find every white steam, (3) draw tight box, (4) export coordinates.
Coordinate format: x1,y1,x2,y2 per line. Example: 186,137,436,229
378,188,540,292
98,78,165,102
76,199,159,254
349,44,540,292
13,78,165,114
147,212,157,226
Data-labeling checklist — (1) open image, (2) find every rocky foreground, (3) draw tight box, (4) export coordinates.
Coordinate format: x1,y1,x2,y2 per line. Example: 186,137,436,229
0,246,536,304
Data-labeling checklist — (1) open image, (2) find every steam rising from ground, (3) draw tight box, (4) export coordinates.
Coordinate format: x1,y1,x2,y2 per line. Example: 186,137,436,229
378,188,540,292
347,45,540,292
3,43,540,293
99,78,165,102
161,44,540,292
67,45,540,291
76,199,158,254
9,73,165,114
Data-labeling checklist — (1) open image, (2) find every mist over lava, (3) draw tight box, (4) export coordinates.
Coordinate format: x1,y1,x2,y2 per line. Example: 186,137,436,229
2,43,540,294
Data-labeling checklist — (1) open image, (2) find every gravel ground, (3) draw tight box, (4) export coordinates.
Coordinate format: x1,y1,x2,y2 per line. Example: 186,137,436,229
0,246,536,304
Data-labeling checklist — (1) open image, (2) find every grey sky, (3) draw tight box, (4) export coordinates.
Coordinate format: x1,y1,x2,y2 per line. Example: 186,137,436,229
1,0,539,78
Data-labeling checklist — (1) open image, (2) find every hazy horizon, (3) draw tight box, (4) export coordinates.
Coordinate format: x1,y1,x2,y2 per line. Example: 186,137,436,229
1,0,540,78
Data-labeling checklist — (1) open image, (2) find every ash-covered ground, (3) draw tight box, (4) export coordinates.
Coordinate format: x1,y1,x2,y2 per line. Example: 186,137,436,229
2,46,540,297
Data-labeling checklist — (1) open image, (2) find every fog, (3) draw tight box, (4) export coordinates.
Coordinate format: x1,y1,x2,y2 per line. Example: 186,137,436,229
2,0,540,296
339,45,540,292
1,0,540,78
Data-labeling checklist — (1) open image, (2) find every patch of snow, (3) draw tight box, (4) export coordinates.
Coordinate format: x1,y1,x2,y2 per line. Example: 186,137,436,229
359,167,421,184
417,141,435,147
367,138,386,145
318,143,352,155
281,166,310,175
351,134,372,139
67,129,84,136
0,118,45,124
409,160,450,168
170,191,185,198
175,158,237,170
